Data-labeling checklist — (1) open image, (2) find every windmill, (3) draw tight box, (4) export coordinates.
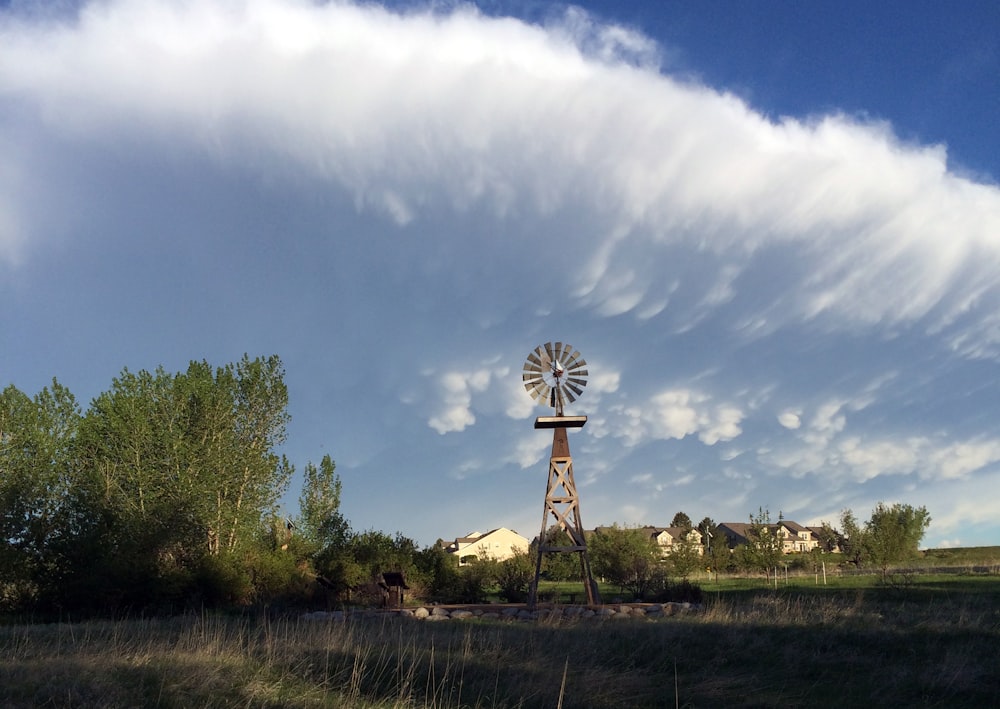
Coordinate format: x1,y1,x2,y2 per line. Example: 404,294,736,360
522,342,600,607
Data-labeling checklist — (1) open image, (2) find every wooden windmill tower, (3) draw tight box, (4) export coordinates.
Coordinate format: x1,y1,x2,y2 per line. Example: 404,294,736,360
522,342,601,607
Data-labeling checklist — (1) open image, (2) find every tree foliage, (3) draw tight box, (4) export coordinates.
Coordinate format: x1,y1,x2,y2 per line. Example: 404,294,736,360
1,357,296,613
736,508,782,582
0,381,81,608
535,526,580,581
670,511,693,530
697,517,715,543
298,454,349,552
706,525,733,578
829,503,931,580
668,533,702,581
496,548,534,603
589,525,666,599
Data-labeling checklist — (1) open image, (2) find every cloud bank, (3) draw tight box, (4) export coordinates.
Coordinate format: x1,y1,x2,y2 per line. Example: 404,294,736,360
3,0,1000,547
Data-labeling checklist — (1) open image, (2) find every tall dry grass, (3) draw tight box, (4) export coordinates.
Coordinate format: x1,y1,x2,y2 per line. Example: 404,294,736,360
2,576,998,708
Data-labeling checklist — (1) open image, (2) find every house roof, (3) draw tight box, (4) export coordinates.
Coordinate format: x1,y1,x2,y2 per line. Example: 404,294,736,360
718,521,816,543
778,520,810,533
445,527,528,552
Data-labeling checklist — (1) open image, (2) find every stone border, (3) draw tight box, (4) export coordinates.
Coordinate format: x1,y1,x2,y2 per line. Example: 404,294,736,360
302,602,699,623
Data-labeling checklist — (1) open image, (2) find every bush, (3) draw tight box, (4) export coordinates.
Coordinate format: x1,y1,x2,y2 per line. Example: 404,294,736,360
497,551,534,602
650,580,703,604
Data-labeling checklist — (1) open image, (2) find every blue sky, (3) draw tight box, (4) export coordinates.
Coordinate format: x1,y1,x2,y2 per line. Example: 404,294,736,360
2,0,999,549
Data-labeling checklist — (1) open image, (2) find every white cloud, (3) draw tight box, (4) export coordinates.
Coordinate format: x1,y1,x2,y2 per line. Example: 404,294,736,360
927,440,1000,480
427,366,499,434
603,388,743,447
836,436,922,481
699,405,744,445
778,410,801,429
3,0,999,360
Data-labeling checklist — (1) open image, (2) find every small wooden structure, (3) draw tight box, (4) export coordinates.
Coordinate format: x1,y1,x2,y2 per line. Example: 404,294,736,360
379,571,409,609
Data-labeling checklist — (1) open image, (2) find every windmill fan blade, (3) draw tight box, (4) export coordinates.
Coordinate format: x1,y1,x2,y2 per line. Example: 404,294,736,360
523,363,544,374
527,352,544,368
567,356,586,371
565,388,577,403
566,381,584,397
553,342,564,364
544,342,555,362
529,381,550,402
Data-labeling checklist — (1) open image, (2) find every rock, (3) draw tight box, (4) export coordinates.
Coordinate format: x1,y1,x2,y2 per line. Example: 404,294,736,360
431,607,450,616
450,610,474,619
413,607,430,619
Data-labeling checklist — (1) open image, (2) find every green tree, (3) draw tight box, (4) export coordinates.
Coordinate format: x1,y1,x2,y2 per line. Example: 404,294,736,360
697,517,715,546
0,381,81,609
836,509,866,568
413,543,462,602
668,533,702,581
214,355,293,554
50,356,294,611
864,503,931,579
741,508,783,582
670,511,693,530
496,548,534,602
814,521,841,553
706,526,733,579
297,454,349,552
589,525,665,599
536,526,580,581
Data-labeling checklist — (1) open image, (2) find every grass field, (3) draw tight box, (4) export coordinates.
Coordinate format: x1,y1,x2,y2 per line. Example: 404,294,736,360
2,568,998,708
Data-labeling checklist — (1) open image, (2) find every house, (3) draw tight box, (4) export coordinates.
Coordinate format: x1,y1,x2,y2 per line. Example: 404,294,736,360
717,520,820,554
591,525,704,556
649,526,704,556
777,520,820,553
443,527,530,565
